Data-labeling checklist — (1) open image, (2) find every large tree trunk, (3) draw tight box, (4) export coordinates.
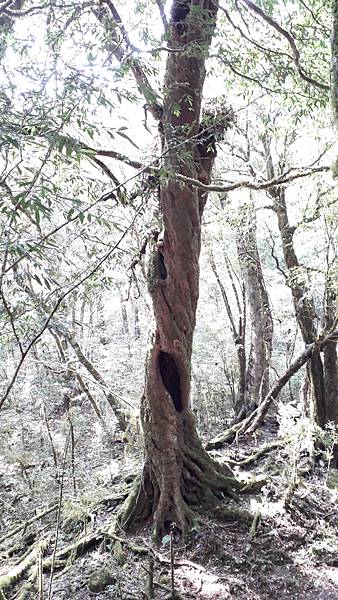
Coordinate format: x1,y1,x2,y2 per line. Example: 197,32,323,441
327,0,338,464
118,0,238,540
235,204,273,417
332,0,338,134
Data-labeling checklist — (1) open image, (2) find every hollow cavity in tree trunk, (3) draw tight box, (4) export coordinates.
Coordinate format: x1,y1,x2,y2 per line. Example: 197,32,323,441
158,352,182,412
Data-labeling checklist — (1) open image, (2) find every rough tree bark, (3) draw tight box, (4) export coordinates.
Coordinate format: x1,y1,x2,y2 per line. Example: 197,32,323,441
235,203,273,417
263,138,327,427
323,269,338,464
118,0,239,540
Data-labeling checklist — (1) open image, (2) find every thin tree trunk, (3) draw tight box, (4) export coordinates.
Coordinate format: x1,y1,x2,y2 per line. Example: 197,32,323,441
263,138,326,426
209,253,246,412
76,373,114,445
117,284,129,335
323,271,338,464
65,331,128,432
236,204,273,416
48,331,116,442
134,301,140,340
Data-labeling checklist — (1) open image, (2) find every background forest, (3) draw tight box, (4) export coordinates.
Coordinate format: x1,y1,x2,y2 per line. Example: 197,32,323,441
0,0,338,598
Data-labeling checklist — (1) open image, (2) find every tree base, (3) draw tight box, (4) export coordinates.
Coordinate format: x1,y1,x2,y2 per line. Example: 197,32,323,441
117,432,240,541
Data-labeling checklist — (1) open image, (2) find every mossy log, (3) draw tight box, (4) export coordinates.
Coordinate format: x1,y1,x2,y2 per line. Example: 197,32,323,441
205,421,247,450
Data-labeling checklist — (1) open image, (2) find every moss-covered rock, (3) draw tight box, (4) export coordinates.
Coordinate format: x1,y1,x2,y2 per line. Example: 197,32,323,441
113,540,126,565
87,569,115,593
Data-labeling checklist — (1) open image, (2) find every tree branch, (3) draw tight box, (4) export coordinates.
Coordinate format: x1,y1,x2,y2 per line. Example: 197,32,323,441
219,4,293,62
239,0,329,91
242,328,338,434
4,161,151,274
155,0,168,32
0,202,145,409
90,145,331,193
94,0,163,121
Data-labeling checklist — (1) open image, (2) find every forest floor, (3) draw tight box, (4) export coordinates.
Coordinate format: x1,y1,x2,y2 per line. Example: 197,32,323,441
1,418,338,600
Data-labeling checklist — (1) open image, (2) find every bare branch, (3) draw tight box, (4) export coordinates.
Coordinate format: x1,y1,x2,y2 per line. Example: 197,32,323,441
94,0,163,121
219,4,292,62
165,164,331,193
90,146,331,193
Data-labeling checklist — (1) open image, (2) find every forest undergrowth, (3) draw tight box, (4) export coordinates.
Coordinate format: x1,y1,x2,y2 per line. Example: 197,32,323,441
1,416,338,600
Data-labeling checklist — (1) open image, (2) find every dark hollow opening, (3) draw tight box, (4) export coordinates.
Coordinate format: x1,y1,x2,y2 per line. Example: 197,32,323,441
158,252,167,280
172,1,190,25
158,351,182,412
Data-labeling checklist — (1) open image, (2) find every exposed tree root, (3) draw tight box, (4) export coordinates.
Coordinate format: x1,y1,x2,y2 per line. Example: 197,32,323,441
44,529,104,568
117,428,244,542
205,421,245,450
238,475,267,493
0,490,130,597
227,439,289,467
0,504,58,546
212,505,255,525
249,510,261,537
0,503,266,597
16,567,39,600
0,539,49,595
0,528,106,597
